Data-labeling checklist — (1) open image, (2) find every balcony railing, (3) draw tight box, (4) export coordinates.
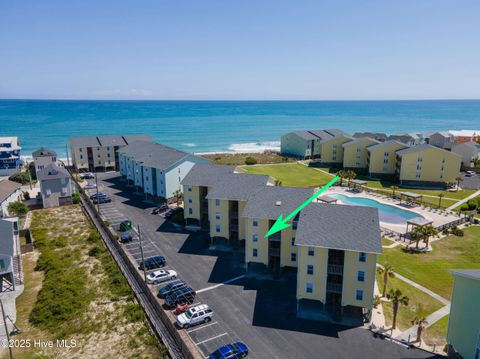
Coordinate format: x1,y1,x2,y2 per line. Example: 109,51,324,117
292,220,298,230
327,264,344,275
326,282,343,293
268,248,280,257
269,233,281,242
229,211,239,219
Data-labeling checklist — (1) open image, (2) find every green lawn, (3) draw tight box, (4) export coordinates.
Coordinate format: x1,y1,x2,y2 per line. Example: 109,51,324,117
382,237,395,246
423,315,449,346
242,163,335,187
378,226,480,299
378,274,444,331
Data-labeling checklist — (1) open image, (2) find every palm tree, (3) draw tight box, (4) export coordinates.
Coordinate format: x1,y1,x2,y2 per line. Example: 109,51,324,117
411,313,428,343
438,192,444,208
174,189,183,207
421,225,438,248
377,263,395,297
346,170,356,187
337,170,346,186
387,289,409,329
410,226,423,249
391,185,399,199
455,176,463,190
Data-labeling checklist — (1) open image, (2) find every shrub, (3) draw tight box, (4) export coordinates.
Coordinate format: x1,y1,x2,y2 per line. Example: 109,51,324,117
451,228,464,237
7,201,28,216
88,246,102,257
9,171,32,185
124,303,144,323
22,191,31,200
460,204,469,211
86,229,101,243
442,228,449,235
72,192,80,204
244,156,258,165
467,200,477,211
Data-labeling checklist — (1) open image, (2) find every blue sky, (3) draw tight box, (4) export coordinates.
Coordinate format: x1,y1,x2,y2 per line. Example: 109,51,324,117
1,0,479,100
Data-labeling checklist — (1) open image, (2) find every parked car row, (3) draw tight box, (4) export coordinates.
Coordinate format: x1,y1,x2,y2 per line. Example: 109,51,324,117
90,192,112,204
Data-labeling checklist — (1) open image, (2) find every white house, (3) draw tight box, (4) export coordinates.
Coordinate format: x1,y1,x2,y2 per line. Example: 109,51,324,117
37,164,74,208
32,147,57,176
118,141,209,199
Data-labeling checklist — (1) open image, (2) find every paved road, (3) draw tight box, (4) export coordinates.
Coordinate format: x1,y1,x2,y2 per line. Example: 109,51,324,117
93,172,442,359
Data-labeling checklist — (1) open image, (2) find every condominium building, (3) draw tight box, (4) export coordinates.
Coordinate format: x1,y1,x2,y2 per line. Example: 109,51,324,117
181,164,236,229
0,137,22,176
342,137,379,171
319,133,354,164
69,134,151,172
395,144,461,186
429,131,455,149
37,164,74,208
451,142,480,167
447,270,480,359
366,140,409,178
32,147,57,176
353,132,387,142
118,141,209,200
387,133,421,146
280,129,348,159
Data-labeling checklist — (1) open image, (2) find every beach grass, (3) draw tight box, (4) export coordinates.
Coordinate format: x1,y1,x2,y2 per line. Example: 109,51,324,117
202,152,294,165
423,315,449,346
378,226,480,299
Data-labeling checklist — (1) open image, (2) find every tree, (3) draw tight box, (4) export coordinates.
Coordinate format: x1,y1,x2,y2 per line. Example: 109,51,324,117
411,313,428,343
455,176,463,190
377,263,395,297
7,201,29,216
387,289,409,329
346,170,356,187
421,225,438,248
337,170,346,186
391,185,399,199
174,190,183,207
438,192,444,208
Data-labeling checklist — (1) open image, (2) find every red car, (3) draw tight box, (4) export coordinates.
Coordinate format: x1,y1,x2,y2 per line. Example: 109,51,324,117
173,303,189,315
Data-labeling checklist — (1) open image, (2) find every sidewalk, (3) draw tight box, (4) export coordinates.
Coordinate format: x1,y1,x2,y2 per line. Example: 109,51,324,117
446,189,480,211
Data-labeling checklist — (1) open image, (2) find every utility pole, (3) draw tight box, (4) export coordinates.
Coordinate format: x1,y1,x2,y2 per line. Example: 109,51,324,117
25,159,33,191
65,143,70,168
138,224,147,283
0,299,13,359
95,171,100,217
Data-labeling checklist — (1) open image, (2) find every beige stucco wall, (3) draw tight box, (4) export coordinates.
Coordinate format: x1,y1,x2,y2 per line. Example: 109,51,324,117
280,226,298,267
296,246,328,301
245,217,269,265
343,139,378,169
320,136,352,164
183,185,201,220
341,251,376,308
368,142,408,175
208,198,229,238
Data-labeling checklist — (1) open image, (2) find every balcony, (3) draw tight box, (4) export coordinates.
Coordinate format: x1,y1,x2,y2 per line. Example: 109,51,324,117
229,211,239,219
326,282,343,294
292,220,298,230
268,233,281,242
268,248,280,257
327,264,344,275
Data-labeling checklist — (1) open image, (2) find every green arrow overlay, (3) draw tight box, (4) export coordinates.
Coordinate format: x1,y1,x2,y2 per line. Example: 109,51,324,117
264,175,340,238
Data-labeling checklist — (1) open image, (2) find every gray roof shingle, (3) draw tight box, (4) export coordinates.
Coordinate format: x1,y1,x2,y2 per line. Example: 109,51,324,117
206,173,270,201
292,131,319,141
32,147,57,157
97,135,127,147
295,203,382,254
396,143,457,157
70,136,100,148
0,179,21,203
366,140,408,152
37,164,70,181
242,186,314,220
117,141,192,170
342,137,379,147
181,164,235,187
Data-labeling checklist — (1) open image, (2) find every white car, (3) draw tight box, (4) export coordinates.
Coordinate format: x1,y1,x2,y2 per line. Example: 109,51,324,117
465,171,476,177
84,182,97,189
146,269,177,284
176,304,213,329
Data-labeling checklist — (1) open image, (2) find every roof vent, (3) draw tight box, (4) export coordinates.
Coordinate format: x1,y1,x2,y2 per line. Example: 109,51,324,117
275,201,282,206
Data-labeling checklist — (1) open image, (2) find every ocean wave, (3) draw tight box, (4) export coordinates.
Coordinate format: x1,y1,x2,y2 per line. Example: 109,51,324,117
228,141,280,153
181,143,197,147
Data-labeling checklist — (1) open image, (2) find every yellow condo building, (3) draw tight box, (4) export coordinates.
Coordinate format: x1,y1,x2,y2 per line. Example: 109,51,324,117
342,137,379,171
395,144,462,186
366,140,409,178
319,134,353,164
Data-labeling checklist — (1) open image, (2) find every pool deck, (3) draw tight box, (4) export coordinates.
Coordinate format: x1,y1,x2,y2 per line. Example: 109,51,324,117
322,187,460,234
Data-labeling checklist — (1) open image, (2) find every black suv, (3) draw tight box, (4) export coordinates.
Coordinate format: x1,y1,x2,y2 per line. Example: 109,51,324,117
138,255,166,271
164,287,196,308
152,204,169,215
158,280,186,298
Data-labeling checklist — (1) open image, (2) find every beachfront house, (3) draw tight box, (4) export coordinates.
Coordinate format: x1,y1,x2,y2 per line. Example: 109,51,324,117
280,129,347,160
37,164,73,208
449,130,480,143
32,147,57,175
181,163,236,229
342,137,379,172
0,137,22,177
387,133,421,146
429,131,455,149
353,132,387,142
242,186,313,274
118,140,209,200
0,179,22,218
366,140,409,179
451,142,480,167
205,173,271,245
395,144,461,187
319,133,354,165
446,270,480,359
0,217,23,292
69,134,151,172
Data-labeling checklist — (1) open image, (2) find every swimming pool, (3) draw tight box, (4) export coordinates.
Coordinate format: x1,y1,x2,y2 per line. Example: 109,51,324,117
329,193,424,225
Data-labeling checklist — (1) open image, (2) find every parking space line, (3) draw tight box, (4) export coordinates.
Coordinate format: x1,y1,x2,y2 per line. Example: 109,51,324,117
196,275,245,294
187,322,218,333
194,333,228,346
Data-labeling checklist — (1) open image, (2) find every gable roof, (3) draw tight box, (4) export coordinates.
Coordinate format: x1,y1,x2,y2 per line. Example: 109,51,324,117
292,131,320,141
37,164,70,181
70,136,101,148
96,135,127,147
342,137,380,147
0,179,21,203
205,173,270,201
288,129,347,141
242,186,314,220
32,147,57,158
117,141,191,170
367,140,409,152
70,134,152,148
181,164,235,187
453,141,480,152
396,143,459,157
295,203,382,254
320,133,354,144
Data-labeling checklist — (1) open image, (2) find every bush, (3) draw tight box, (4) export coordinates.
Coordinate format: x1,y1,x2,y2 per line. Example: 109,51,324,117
460,204,469,211
451,228,464,237
467,200,477,211
22,191,31,200
9,171,31,185
7,201,28,216
72,192,80,204
244,156,257,165
442,228,449,235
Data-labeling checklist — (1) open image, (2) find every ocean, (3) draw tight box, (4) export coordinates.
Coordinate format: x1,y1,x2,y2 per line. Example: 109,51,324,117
0,99,479,158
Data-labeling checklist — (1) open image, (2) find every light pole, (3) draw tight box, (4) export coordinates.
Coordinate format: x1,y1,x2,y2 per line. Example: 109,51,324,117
138,225,147,283
95,170,100,217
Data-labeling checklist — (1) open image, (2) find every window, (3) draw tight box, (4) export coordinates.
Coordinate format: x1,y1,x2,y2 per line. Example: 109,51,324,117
79,148,82,152
291,253,296,262
356,290,364,301
188,196,192,204
308,247,315,256
107,153,111,158
80,154,83,159
215,212,221,220
384,151,389,157
357,271,365,282
306,283,313,293
188,185,192,192
252,219,258,227
307,265,314,275
359,252,366,262
252,233,258,242
252,248,258,257
188,208,193,214
178,168,181,173
178,177,181,182
291,237,295,246
215,199,220,207
215,224,221,233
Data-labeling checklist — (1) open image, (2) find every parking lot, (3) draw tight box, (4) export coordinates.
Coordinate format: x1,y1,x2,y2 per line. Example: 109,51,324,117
86,172,442,359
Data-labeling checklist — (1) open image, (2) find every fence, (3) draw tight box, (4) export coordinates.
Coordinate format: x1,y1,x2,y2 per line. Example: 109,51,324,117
70,170,201,359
